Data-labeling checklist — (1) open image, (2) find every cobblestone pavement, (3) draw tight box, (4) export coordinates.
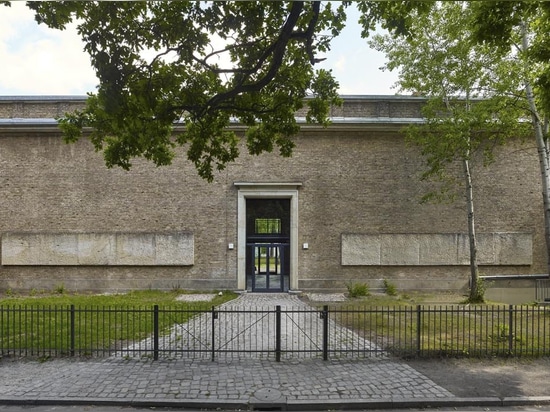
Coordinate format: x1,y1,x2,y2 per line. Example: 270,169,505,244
124,292,380,358
0,293,522,409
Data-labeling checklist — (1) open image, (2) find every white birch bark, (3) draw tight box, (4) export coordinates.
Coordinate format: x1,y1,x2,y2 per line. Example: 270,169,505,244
521,21,550,275
463,156,480,300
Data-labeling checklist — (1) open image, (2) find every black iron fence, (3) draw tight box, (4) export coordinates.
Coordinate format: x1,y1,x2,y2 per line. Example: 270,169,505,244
1,304,550,360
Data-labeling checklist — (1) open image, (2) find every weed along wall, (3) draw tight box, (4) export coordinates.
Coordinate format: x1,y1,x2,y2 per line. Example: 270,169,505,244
0,96,544,294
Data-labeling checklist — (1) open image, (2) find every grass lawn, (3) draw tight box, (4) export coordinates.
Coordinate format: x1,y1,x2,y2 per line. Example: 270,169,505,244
0,289,238,357
3,289,550,358
322,291,550,357
0,289,238,306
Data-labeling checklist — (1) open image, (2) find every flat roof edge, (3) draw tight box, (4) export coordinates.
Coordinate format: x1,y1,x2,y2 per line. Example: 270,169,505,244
0,117,424,127
0,94,422,102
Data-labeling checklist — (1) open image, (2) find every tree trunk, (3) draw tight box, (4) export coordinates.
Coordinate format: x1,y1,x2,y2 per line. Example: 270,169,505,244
457,92,481,302
464,157,481,301
521,21,550,276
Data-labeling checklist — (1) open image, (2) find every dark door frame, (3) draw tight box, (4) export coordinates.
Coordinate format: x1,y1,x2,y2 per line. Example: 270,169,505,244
235,182,301,292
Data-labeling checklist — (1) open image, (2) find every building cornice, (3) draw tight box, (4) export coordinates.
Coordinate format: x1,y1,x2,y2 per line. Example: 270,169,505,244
0,95,426,134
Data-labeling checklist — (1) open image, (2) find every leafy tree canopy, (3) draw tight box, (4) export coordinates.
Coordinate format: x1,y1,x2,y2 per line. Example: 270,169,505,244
370,1,526,189
3,1,437,181
357,1,436,38
470,1,550,115
19,1,351,181
370,1,532,302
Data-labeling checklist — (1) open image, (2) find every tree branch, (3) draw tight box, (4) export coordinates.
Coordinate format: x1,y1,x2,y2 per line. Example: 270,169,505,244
203,1,315,113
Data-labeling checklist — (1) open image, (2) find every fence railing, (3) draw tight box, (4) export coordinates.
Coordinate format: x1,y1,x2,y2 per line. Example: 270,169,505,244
1,304,550,360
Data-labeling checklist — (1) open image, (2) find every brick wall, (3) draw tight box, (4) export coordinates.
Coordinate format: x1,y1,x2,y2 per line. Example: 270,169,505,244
0,97,543,293
0,97,85,119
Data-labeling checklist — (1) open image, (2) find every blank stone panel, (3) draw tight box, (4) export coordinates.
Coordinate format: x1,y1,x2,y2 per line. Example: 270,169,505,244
1,232,194,266
155,234,194,265
77,233,116,265
418,234,458,265
341,234,381,265
381,234,420,265
341,233,532,266
115,233,156,265
494,232,533,265
475,234,497,265
44,233,79,265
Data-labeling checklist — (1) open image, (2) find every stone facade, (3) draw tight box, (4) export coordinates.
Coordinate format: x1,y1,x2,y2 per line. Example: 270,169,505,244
0,96,543,293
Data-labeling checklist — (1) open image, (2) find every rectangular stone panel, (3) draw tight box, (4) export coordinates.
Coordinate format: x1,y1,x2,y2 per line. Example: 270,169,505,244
458,233,495,265
494,232,532,265
342,232,532,266
155,233,194,265
1,232,194,266
419,234,458,265
477,233,497,265
341,234,380,265
77,233,116,265
115,233,156,265
44,233,80,265
380,234,420,265
2,233,45,265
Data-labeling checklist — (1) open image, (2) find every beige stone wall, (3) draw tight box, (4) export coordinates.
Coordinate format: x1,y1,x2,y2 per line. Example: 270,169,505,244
2,232,194,266
341,233,533,266
0,97,544,293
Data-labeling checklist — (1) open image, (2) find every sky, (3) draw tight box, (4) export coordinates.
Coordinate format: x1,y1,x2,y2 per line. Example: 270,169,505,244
0,2,399,96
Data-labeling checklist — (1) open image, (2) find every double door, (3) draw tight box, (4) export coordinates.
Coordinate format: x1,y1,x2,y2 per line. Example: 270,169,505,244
247,241,289,292
246,199,290,292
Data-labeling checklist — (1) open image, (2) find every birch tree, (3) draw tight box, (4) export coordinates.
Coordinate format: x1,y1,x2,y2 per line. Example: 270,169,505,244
471,1,550,276
369,2,526,302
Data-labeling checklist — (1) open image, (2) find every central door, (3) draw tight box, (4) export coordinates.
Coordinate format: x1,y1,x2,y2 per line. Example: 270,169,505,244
246,198,290,292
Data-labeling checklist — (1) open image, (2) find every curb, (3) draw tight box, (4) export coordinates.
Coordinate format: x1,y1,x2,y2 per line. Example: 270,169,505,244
2,396,550,410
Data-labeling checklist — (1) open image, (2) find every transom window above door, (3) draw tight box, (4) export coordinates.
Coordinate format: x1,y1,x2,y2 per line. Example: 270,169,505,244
255,218,281,235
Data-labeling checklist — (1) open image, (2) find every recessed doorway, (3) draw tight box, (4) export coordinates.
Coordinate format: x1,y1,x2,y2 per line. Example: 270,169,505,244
235,182,301,292
246,199,290,292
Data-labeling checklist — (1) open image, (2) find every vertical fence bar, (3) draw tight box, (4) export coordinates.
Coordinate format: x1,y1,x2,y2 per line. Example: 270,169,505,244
24,306,28,357
275,305,281,362
107,306,112,357
211,306,216,361
70,304,75,357
508,305,514,355
94,306,99,357
54,306,59,357
153,305,159,361
416,305,422,356
322,305,329,361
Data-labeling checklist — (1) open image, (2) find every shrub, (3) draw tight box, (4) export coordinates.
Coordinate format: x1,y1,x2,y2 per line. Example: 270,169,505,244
346,281,370,298
383,279,398,296
54,283,66,295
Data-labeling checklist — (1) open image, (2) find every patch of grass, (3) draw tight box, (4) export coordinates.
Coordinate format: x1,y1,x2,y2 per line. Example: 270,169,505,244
0,290,238,356
1,289,234,306
328,296,550,357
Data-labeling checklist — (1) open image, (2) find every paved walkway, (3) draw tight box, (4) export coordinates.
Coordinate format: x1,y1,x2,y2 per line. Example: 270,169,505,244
124,292,379,358
0,294,546,410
